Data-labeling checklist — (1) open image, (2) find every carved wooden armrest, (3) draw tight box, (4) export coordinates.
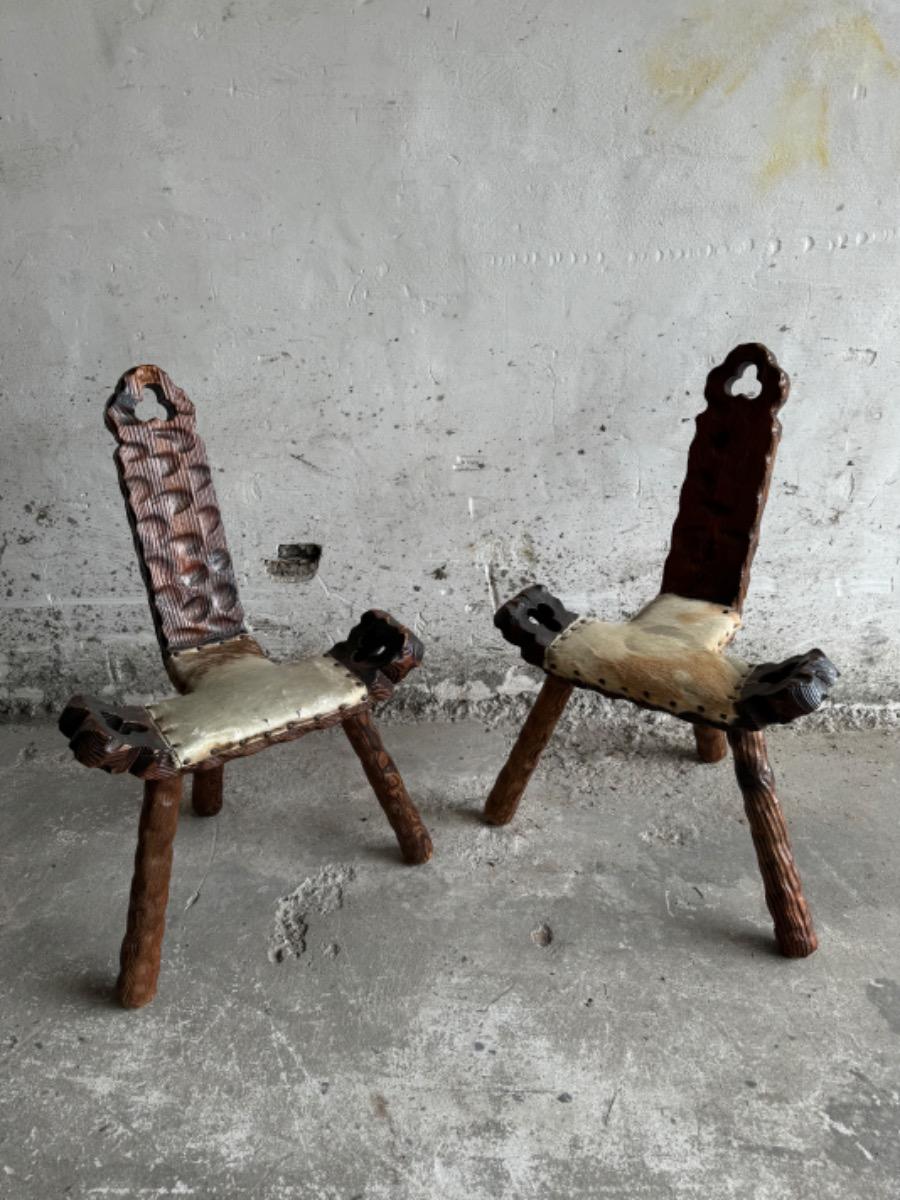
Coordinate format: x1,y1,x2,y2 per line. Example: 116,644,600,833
59,695,178,779
329,610,424,701
734,650,839,730
493,584,578,668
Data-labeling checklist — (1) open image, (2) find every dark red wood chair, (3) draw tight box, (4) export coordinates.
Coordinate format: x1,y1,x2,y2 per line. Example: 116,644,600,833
60,366,432,1008
484,344,838,957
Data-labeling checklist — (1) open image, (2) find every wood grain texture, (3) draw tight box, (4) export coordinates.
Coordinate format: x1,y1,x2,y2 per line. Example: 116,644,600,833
106,365,246,659
694,726,728,763
329,609,425,702
736,649,839,729
58,695,177,779
727,730,817,957
116,775,183,1008
661,343,789,612
493,584,578,669
483,675,574,826
342,710,433,864
192,764,224,816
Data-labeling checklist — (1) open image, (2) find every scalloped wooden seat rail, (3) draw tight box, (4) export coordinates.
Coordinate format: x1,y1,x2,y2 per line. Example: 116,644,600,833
484,343,839,958
59,365,433,1008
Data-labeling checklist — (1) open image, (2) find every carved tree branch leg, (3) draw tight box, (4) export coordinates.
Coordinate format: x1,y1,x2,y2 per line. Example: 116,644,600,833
694,726,728,764
116,775,183,1008
484,676,574,826
192,764,224,817
342,711,433,865
727,730,817,958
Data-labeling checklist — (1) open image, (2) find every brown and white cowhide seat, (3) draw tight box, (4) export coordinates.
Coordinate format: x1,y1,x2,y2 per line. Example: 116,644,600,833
498,586,836,732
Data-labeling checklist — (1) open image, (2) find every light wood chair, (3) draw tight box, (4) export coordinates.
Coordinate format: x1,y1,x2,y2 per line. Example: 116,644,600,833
60,366,432,1007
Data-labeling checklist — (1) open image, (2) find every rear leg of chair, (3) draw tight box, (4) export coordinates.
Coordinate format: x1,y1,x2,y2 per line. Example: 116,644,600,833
192,764,224,816
342,710,433,865
694,726,728,764
117,775,183,1008
726,730,817,957
484,675,574,826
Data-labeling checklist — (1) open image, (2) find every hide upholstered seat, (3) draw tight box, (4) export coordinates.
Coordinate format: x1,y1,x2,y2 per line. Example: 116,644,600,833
485,344,838,958
541,594,745,722
59,366,433,1008
145,640,369,771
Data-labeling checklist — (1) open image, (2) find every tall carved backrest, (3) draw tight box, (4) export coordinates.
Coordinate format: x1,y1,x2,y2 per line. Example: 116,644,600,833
105,365,247,663
660,343,789,613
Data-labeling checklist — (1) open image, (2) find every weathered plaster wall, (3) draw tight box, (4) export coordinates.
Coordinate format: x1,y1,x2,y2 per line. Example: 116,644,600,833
2,0,899,712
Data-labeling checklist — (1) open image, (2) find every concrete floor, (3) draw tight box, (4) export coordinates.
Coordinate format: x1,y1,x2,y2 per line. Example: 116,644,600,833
1,715,898,1199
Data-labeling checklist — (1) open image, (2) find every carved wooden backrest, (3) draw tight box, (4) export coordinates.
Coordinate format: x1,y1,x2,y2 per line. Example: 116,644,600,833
660,343,789,613
106,365,247,659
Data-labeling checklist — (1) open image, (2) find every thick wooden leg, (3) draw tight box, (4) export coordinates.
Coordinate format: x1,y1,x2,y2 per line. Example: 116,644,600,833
116,775,183,1008
727,730,817,957
694,726,728,764
192,764,224,816
484,675,574,826
342,711,433,865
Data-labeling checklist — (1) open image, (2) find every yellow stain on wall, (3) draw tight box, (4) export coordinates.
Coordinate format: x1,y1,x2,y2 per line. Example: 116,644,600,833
760,81,829,186
647,2,898,185
761,12,897,186
645,51,727,110
646,0,792,110
809,12,898,78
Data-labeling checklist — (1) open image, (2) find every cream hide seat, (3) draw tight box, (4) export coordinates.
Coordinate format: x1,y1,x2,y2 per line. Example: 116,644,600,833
544,593,747,725
149,638,369,770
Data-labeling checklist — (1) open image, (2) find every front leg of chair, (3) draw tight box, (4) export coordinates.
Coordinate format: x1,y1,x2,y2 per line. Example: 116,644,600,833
694,726,728,763
484,675,574,826
726,730,817,957
117,775,183,1008
192,764,224,816
342,710,433,865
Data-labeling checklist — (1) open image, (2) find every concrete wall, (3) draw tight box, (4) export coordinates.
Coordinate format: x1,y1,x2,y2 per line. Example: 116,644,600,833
3,0,899,713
